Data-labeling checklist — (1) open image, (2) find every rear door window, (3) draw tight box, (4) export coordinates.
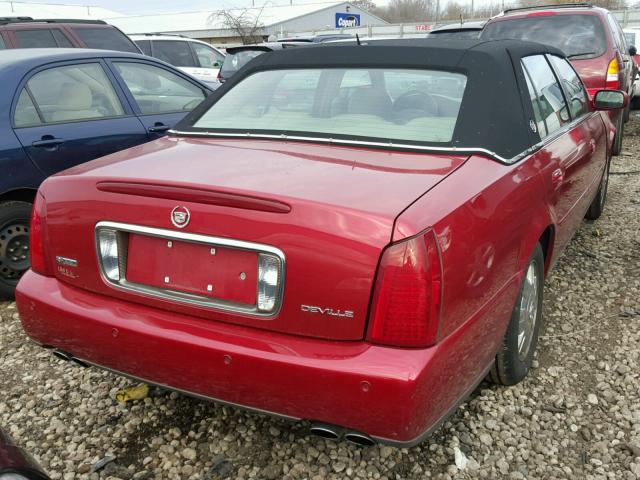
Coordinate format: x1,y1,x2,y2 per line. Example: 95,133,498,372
521,55,570,138
151,41,197,67
18,63,125,125
0,35,5,49
191,42,224,68
483,15,607,59
71,27,139,53
548,55,589,119
14,29,59,48
136,40,152,56
52,29,73,47
114,62,205,114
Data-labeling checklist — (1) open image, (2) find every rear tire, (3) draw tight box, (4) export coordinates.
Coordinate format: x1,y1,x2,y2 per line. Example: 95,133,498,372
585,159,610,220
0,201,33,300
490,243,544,386
612,114,624,156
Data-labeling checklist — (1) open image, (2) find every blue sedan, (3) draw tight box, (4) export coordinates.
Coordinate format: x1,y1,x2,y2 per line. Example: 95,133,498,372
0,48,212,298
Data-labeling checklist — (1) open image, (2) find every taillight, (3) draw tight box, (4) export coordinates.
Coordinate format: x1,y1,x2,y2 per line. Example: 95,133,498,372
606,58,620,90
367,229,442,348
30,191,52,277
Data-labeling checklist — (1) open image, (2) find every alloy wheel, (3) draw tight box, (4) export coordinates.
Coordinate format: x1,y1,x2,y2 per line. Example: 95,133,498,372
517,260,539,360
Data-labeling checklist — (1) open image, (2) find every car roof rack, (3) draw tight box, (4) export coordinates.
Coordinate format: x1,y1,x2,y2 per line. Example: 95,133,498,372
0,17,107,25
503,3,593,14
140,33,188,38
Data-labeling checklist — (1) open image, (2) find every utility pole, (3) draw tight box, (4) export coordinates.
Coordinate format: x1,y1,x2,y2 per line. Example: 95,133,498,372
471,0,474,18
435,0,440,23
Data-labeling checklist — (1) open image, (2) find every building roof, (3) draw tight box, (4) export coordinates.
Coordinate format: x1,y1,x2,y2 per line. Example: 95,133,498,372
108,2,384,35
0,0,121,19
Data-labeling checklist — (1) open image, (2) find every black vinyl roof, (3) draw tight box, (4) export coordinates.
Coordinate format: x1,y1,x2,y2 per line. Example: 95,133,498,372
177,39,567,162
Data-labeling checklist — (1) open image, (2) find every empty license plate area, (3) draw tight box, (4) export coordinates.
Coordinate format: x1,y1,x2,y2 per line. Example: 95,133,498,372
126,233,258,306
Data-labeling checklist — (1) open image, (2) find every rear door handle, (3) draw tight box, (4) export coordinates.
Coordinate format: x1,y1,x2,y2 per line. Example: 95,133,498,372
32,137,65,148
148,124,171,133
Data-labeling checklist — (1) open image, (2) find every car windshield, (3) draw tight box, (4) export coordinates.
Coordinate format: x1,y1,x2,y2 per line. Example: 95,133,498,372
482,14,607,59
220,50,267,77
191,68,467,144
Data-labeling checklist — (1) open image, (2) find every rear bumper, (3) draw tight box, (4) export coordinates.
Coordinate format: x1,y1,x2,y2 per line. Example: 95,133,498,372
16,271,488,445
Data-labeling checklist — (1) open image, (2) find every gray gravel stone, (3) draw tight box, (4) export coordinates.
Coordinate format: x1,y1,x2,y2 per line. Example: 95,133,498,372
2,114,640,480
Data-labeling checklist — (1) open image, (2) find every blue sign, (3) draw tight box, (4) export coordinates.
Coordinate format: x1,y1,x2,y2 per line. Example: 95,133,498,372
335,12,360,28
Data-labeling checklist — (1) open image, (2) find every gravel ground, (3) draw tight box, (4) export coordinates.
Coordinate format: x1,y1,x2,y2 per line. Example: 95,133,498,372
1,115,640,480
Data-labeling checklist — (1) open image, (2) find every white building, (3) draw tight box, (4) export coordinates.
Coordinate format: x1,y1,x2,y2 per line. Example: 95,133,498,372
0,0,120,19
107,2,389,46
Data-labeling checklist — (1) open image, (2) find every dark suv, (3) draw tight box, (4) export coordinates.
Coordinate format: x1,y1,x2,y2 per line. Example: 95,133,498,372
0,17,140,53
482,3,636,155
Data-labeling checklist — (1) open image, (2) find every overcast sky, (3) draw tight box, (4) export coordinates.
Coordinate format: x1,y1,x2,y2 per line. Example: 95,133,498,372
22,0,386,15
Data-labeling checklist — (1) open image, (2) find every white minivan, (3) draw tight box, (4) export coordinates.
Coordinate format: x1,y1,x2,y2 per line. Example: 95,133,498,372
131,34,225,87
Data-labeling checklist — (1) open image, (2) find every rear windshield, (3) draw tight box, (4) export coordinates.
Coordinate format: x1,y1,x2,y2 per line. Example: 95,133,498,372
482,14,607,59
220,50,267,78
72,27,140,53
191,68,467,144
430,30,482,39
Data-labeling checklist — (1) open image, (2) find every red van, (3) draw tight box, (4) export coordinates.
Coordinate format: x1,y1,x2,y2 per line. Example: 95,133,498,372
0,17,140,54
482,4,637,155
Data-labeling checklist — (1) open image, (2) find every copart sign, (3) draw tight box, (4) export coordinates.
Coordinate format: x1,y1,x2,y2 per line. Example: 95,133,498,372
335,12,360,28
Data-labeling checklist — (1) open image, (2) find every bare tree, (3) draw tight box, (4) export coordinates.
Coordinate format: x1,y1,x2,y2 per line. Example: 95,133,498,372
351,0,378,12
215,6,266,45
376,0,435,23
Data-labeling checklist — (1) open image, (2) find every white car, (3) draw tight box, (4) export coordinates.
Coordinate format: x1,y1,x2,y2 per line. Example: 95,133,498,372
130,34,225,87
624,28,640,106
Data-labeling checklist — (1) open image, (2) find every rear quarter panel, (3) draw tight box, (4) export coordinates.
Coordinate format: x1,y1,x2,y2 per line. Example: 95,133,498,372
393,154,552,420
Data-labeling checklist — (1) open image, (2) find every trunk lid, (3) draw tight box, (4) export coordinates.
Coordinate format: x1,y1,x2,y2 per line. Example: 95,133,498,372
42,137,468,340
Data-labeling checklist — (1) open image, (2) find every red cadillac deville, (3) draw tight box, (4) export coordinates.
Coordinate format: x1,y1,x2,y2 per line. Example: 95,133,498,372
16,40,626,446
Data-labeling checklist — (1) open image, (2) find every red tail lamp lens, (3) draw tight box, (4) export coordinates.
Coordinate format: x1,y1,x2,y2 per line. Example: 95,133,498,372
367,230,442,348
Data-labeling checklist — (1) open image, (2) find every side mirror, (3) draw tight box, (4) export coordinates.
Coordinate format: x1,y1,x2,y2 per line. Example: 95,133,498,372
593,89,628,110
629,45,637,56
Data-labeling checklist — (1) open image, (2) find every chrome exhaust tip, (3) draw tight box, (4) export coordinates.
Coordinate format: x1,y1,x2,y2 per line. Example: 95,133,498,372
344,431,375,446
309,423,341,440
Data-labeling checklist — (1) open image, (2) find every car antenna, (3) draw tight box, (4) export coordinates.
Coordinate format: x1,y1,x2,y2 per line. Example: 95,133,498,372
356,33,361,45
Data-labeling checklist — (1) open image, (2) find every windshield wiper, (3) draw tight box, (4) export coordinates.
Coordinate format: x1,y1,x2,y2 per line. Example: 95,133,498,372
567,51,596,59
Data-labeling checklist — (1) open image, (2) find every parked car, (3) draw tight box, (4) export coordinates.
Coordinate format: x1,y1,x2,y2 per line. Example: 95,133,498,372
16,40,625,446
0,17,140,53
482,3,636,155
624,28,640,107
131,34,225,87
0,48,212,298
428,21,485,39
0,428,49,479
218,42,304,83
276,34,355,43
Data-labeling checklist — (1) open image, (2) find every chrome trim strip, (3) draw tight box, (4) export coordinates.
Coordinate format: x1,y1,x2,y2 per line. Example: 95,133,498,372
94,221,286,318
82,358,300,421
169,129,516,164
170,111,598,166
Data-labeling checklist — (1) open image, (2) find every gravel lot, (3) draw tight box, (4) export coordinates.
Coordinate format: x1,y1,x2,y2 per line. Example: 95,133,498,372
1,116,640,480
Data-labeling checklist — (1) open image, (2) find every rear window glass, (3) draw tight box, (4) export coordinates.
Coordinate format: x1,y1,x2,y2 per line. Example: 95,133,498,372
72,27,139,53
192,68,467,144
430,30,481,39
482,14,608,59
0,35,5,49
220,50,266,79
151,40,196,67
15,29,59,48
